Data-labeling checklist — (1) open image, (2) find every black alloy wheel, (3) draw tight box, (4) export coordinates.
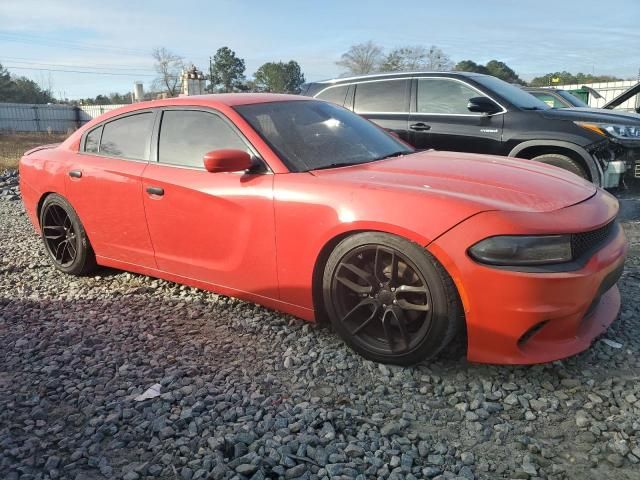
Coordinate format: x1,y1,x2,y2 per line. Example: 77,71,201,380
323,232,463,365
39,194,96,275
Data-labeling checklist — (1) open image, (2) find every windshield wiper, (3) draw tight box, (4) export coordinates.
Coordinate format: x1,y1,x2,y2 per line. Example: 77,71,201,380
312,161,364,171
374,150,407,161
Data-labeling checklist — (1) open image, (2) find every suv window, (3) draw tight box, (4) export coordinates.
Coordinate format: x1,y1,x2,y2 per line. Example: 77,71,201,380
316,85,349,105
354,80,409,113
100,113,154,160
84,126,102,153
529,92,567,108
158,110,247,168
417,78,485,115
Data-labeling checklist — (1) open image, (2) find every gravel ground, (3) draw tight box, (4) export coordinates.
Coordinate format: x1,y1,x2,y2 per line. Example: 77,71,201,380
1,171,639,480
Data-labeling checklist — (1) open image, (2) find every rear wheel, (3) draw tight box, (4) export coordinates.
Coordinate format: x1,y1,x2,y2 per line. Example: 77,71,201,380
322,232,463,365
532,153,588,179
39,194,96,275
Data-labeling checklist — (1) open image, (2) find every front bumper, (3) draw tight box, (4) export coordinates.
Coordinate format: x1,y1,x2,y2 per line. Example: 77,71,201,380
428,189,628,364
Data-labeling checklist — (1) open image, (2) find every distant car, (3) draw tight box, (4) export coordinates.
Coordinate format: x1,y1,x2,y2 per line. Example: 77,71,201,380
524,87,590,108
302,72,640,187
20,94,627,365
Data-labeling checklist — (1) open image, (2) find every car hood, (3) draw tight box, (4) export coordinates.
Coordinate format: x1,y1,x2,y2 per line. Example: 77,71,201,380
311,150,596,213
542,107,640,125
563,107,640,121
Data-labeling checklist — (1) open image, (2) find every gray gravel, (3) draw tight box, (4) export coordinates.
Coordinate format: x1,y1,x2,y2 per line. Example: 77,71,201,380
1,171,639,480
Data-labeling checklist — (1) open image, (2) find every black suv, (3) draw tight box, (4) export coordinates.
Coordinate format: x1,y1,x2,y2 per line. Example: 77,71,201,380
302,72,640,187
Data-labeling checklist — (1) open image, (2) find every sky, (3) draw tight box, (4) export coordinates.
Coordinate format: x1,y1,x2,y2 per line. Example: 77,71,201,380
0,0,638,100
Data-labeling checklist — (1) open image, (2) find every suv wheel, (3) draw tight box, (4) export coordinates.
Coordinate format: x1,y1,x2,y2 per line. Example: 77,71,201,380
531,153,588,179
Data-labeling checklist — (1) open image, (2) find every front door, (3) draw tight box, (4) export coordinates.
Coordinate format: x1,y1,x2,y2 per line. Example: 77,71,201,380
409,77,504,154
141,108,278,298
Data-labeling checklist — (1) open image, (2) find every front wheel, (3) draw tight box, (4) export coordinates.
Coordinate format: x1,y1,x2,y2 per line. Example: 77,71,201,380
531,153,588,180
322,232,463,365
39,194,96,275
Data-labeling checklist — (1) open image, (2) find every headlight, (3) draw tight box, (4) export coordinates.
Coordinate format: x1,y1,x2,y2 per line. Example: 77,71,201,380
468,235,572,266
575,121,640,140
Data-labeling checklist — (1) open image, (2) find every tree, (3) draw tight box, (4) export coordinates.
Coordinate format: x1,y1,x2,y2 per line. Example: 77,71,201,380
152,47,184,97
336,41,383,75
254,61,305,93
424,46,453,71
529,71,622,87
485,60,524,85
380,46,432,72
0,63,55,103
454,60,489,75
209,47,246,93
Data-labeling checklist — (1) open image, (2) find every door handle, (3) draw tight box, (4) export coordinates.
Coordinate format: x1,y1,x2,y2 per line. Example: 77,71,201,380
146,186,164,196
409,123,431,131
68,170,82,178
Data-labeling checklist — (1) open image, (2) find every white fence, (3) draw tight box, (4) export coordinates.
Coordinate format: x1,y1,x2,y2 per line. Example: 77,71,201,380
0,103,127,133
556,80,639,112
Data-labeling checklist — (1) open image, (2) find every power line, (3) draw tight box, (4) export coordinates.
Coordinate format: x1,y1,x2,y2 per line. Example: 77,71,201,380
4,65,155,77
1,56,155,72
0,32,152,56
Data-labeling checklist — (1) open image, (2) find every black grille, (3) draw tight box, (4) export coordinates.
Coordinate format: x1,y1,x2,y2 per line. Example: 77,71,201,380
571,221,616,259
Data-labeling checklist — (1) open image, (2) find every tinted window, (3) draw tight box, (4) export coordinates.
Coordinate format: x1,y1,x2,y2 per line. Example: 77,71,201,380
235,100,413,172
417,79,486,114
316,85,349,105
556,90,589,107
473,75,550,110
100,113,154,160
354,80,409,113
158,110,248,168
529,92,569,108
84,126,101,153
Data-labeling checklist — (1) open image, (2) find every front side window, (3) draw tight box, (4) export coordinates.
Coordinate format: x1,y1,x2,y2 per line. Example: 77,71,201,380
316,85,349,106
235,100,413,172
84,126,101,153
354,80,409,113
100,113,154,160
158,110,248,168
417,78,487,115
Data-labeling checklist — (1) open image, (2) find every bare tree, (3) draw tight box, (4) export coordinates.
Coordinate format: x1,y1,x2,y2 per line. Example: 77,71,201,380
336,41,383,75
152,47,184,97
380,46,430,72
424,46,453,71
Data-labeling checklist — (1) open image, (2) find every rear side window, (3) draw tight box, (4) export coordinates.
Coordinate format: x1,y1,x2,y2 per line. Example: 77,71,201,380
100,113,154,160
158,110,248,168
316,85,349,106
354,80,409,113
417,78,484,115
84,126,101,153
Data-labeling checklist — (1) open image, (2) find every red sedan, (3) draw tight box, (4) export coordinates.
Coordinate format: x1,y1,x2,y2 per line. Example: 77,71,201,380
19,94,627,365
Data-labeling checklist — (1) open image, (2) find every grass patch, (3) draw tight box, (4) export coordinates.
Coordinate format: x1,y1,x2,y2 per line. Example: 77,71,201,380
0,132,70,170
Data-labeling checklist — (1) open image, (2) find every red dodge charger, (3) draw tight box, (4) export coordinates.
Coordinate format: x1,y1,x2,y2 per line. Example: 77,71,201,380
19,94,627,365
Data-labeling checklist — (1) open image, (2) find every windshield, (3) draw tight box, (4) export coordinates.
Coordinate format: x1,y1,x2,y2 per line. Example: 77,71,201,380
473,75,551,110
556,90,589,108
234,100,413,172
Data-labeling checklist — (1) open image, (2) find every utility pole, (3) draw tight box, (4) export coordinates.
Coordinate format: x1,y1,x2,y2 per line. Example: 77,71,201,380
209,56,214,93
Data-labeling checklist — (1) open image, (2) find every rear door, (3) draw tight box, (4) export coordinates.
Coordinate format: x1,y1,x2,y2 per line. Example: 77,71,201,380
352,79,411,143
64,111,157,267
409,77,504,154
141,108,278,298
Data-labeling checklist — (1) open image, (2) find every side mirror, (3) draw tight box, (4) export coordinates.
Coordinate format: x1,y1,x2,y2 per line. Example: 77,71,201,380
467,97,501,115
203,149,252,173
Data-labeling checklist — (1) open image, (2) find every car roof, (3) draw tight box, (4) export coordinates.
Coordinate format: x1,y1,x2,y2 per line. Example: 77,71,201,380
310,70,486,85
131,93,307,109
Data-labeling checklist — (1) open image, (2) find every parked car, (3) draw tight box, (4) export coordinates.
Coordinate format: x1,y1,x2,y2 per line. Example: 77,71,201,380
523,87,590,108
301,72,640,187
20,94,627,365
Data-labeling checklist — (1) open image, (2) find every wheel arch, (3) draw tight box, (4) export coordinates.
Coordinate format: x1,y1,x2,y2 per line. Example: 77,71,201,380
508,140,601,185
36,192,56,224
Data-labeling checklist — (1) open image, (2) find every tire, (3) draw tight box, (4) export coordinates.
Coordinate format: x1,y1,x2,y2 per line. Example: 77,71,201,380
531,153,588,179
322,232,463,365
39,193,96,275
